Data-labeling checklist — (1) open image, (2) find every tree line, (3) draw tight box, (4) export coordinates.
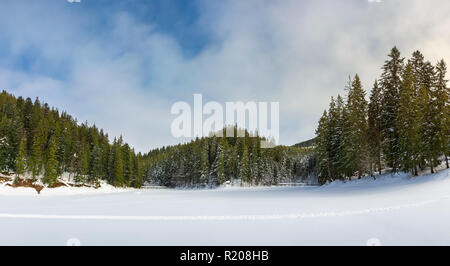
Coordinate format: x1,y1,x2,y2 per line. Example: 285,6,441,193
0,91,316,188
0,91,143,187
143,127,316,187
315,47,449,184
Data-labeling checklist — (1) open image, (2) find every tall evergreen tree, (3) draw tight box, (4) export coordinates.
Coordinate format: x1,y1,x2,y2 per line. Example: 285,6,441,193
30,120,45,179
44,136,58,187
435,59,449,168
229,142,239,180
239,145,250,185
133,153,143,188
89,145,103,185
419,61,440,173
397,63,421,175
23,97,34,154
217,146,226,185
380,46,404,172
75,143,90,183
0,118,9,171
113,141,124,187
315,110,330,184
368,80,383,176
328,95,345,179
15,136,27,183
200,141,210,184
341,75,368,178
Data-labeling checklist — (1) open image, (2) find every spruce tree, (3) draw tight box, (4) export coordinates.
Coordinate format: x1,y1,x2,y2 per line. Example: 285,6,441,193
200,141,210,184
121,144,132,186
419,61,440,173
113,141,124,187
380,47,404,172
410,51,425,85
44,136,59,187
15,136,27,183
133,154,143,188
435,59,449,168
368,80,383,176
328,95,345,179
7,115,24,170
341,75,368,178
229,139,239,179
397,63,421,175
217,141,226,185
240,145,250,185
56,127,67,175
30,121,45,179
75,143,90,183
23,97,34,154
315,110,330,183
107,143,115,184
89,145,103,185
128,150,136,187
0,122,8,171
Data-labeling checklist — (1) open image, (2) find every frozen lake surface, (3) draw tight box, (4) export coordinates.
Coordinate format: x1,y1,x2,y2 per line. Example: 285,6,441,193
1,168,449,245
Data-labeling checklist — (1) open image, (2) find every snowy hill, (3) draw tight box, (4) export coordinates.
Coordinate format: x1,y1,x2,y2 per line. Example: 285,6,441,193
0,167,449,245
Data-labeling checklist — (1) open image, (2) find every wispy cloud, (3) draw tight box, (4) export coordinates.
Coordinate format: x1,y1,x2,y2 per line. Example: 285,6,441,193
0,0,449,152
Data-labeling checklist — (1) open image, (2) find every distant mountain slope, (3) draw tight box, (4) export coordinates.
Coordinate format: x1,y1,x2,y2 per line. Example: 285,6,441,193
292,137,316,148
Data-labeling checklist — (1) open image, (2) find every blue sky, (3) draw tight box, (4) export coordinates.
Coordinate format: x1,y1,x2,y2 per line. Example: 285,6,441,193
1,0,449,152
0,0,208,79
75,0,209,56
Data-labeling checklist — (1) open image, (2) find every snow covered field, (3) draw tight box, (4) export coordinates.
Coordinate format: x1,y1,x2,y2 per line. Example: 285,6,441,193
1,168,450,246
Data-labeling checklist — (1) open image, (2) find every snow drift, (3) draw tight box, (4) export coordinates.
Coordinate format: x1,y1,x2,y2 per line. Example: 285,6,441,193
0,167,449,245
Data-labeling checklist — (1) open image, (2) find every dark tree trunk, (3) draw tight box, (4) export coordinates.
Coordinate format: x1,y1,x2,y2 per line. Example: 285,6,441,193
370,162,374,178
378,155,382,175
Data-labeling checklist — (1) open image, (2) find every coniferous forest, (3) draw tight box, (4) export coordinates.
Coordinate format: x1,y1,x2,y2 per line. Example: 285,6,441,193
1,47,448,188
0,91,144,188
0,92,316,188
315,47,449,184
143,129,316,187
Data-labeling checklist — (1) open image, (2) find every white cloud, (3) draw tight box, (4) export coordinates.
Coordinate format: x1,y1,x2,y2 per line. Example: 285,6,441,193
0,0,450,151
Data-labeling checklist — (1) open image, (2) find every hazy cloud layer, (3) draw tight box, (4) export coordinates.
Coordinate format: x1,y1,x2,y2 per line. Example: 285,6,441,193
0,0,449,152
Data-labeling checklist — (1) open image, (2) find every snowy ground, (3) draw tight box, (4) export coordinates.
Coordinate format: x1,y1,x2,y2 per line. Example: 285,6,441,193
1,168,450,245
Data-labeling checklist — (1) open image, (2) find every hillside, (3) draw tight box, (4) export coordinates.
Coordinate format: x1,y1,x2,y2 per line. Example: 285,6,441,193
143,128,317,187
0,90,144,188
1,90,318,190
